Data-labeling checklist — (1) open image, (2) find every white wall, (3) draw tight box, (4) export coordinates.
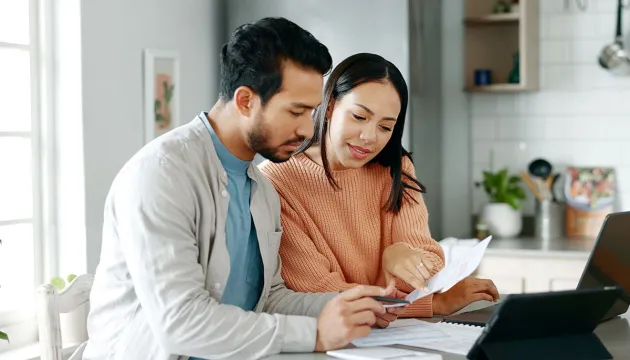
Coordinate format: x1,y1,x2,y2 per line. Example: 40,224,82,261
80,0,223,272
469,0,630,216
225,0,411,148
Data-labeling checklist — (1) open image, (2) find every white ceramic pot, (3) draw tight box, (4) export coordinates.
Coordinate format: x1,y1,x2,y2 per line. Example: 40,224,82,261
59,302,89,344
481,203,522,238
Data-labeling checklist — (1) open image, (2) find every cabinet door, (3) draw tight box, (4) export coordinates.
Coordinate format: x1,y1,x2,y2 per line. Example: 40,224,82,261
476,257,526,294
523,257,587,293
549,278,581,291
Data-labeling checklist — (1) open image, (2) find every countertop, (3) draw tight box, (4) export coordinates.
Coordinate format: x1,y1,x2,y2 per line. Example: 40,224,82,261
484,236,595,259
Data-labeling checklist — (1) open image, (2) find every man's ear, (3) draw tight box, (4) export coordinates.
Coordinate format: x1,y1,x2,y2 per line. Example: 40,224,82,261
233,86,256,117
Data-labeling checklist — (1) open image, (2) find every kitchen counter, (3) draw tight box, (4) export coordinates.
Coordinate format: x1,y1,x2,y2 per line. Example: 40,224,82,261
476,236,595,294
485,236,595,259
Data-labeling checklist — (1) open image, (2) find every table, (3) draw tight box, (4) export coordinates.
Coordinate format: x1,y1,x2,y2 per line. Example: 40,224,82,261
266,299,630,359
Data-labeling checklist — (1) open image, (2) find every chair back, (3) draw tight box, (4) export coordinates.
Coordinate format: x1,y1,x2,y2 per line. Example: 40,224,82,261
36,274,93,360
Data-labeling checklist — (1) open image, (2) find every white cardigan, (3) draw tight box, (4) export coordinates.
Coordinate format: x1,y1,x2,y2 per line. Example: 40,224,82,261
83,116,335,360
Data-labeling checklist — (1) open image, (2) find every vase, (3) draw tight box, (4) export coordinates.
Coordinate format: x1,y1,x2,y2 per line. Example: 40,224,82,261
481,203,522,238
508,52,520,84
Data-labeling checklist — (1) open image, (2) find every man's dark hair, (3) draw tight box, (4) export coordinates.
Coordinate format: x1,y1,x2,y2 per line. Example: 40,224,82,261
219,17,332,105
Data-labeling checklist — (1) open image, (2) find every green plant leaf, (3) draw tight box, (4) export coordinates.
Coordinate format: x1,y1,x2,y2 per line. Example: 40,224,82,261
480,168,525,209
504,194,521,210
511,186,527,199
0,331,8,342
497,169,508,193
50,277,66,291
482,171,495,199
154,99,161,111
165,84,174,103
67,274,77,283
509,175,521,184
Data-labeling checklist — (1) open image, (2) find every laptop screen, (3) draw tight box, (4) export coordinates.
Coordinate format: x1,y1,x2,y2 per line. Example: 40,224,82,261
578,212,630,317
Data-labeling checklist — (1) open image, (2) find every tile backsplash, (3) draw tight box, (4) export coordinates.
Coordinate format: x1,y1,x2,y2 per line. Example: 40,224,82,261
471,0,630,216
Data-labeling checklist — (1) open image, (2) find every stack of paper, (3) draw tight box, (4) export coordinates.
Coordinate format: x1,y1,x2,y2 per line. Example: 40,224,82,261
351,319,450,347
327,347,442,360
351,319,483,356
397,322,484,356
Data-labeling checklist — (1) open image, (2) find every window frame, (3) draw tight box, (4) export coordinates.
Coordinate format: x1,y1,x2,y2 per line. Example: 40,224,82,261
0,0,57,341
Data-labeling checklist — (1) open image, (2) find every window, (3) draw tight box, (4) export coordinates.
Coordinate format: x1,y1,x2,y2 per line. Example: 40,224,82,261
0,0,45,316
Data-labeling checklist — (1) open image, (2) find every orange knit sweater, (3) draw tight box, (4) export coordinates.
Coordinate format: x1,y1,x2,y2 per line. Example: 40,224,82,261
259,153,445,318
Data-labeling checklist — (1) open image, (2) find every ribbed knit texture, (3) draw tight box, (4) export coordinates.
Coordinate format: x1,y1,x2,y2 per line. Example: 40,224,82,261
259,153,445,318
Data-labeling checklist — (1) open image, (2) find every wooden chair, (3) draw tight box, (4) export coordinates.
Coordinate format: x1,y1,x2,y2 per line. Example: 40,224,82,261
36,274,93,360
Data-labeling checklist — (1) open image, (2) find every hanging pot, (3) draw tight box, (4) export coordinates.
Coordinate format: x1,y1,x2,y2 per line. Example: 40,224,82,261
598,0,630,73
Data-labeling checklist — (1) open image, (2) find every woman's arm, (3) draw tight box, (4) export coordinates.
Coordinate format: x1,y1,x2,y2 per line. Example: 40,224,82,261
387,157,446,317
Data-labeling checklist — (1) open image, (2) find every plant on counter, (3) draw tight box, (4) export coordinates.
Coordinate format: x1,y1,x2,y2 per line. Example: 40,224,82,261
478,168,526,210
476,168,526,238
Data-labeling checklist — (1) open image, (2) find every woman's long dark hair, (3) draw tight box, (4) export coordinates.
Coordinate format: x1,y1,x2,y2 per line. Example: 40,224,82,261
296,53,426,214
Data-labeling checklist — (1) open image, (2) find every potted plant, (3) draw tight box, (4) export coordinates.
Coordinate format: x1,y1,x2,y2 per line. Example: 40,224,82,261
477,168,526,238
51,274,89,343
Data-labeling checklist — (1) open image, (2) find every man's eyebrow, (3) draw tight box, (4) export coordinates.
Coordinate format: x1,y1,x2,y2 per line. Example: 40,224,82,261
290,102,317,110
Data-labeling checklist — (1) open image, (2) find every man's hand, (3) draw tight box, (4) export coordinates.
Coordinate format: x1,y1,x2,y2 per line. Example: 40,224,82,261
382,243,434,290
314,283,394,352
374,287,408,329
432,277,500,316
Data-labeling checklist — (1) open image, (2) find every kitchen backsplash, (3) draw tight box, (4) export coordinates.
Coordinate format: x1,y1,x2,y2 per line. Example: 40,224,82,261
471,0,630,216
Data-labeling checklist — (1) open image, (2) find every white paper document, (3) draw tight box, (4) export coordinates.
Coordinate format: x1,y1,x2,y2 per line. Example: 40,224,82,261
327,347,442,360
397,322,484,356
351,319,450,347
404,236,492,303
351,319,483,356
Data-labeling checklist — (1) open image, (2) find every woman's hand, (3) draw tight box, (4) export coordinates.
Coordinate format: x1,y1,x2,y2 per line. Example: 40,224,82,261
382,243,434,290
432,277,500,316
374,285,408,328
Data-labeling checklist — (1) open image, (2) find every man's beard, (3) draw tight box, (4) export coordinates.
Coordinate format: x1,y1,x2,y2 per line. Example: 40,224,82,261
247,113,305,163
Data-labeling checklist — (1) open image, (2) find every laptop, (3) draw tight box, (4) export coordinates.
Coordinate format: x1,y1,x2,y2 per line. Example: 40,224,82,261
442,211,630,326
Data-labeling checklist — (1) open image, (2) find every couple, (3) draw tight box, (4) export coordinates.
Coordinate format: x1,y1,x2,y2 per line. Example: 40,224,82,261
83,17,498,360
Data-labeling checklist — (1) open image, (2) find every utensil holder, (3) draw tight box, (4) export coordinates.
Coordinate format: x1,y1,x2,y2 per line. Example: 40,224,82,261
534,200,564,241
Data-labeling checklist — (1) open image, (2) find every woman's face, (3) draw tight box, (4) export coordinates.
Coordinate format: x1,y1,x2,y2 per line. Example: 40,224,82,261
326,81,401,170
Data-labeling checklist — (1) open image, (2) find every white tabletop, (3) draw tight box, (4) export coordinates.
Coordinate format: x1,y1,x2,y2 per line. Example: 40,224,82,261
265,299,630,359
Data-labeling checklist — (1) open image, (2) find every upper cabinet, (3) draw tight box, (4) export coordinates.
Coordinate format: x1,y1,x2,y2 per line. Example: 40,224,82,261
464,0,540,93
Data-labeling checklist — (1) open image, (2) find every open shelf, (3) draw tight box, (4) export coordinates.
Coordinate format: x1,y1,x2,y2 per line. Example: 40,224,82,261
465,13,520,25
464,83,535,93
463,0,539,93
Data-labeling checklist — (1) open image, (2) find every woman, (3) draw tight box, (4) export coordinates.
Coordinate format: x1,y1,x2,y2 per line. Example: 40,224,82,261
259,53,498,327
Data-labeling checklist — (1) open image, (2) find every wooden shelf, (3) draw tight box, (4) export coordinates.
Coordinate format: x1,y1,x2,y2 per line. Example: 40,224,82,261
463,0,539,93
465,83,534,93
465,13,520,25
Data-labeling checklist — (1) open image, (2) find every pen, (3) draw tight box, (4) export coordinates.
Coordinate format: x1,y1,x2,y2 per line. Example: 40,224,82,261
371,296,410,304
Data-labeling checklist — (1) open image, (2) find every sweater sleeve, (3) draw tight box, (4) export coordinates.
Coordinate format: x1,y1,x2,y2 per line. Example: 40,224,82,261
277,195,358,293
391,157,446,318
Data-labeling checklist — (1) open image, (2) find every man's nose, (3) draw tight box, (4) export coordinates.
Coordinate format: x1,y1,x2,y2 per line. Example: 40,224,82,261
297,113,315,140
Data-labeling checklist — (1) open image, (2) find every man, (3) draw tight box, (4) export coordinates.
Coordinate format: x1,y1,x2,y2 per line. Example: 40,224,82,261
83,17,394,360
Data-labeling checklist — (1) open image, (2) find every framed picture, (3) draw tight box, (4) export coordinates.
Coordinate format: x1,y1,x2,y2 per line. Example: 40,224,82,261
143,49,180,143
